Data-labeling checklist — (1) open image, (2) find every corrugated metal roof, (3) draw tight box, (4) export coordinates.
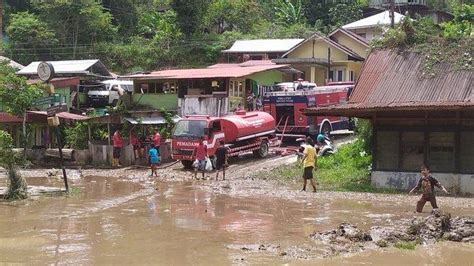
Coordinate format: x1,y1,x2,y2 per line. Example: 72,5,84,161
223,39,304,53
304,50,474,116
17,60,112,77
28,111,89,121
125,64,288,80
0,56,24,69
342,11,405,30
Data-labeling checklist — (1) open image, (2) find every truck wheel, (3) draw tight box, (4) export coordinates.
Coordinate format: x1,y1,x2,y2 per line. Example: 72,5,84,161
181,160,193,169
254,141,269,158
321,122,332,136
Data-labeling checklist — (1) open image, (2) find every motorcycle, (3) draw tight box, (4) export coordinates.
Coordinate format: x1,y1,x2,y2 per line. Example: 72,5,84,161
317,135,335,156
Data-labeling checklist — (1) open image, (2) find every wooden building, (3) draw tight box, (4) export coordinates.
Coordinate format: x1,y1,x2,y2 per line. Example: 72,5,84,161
305,50,474,194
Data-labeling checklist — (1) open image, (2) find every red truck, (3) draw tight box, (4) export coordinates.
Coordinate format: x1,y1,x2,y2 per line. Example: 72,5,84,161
171,111,276,168
263,82,354,138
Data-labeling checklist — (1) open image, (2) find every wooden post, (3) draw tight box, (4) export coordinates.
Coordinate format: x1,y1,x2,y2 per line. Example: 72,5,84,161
56,126,69,192
390,0,395,28
327,47,331,84
107,123,111,146
88,124,91,141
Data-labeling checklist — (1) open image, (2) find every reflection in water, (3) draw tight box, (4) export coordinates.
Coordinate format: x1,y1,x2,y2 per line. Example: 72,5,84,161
0,176,472,265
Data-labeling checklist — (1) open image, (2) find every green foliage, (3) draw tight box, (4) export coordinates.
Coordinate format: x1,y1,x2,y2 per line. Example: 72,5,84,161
371,5,473,78
171,0,209,37
272,140,374,192
274,0,304,26
355,119,372,155
64,122,89,150
159,108,176,139
5,12,58,63
0,130,27,200
0,60,43,119
205,0,262,34
394,241,417,250
441,4,473,40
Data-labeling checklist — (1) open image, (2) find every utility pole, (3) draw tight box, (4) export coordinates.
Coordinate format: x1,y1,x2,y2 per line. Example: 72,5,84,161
389,0,395,28
0,0,3,45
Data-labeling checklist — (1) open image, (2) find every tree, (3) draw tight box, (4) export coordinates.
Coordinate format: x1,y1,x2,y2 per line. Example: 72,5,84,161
32,0,118,58
0,61,43,160
274,0,305,26
0,130,27,200
171,0,209,37
5,12,58,64
204,0,262,34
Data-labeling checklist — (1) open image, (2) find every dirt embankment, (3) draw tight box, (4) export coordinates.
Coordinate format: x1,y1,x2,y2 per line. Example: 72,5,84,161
310,210,473,257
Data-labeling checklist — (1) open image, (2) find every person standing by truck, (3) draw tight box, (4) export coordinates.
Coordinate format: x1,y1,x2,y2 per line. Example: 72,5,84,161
112,129,123,167
193,138,208,180
152,128,161,149
301,137,317,192
130,131,141,159
215,140,227,181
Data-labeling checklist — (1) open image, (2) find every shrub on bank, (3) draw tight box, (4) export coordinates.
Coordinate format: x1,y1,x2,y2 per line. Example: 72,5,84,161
271,138,375,192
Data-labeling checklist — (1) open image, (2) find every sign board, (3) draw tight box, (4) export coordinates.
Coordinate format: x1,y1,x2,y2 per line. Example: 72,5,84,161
32,96,55,106
32,94,61,106
47,104,68,116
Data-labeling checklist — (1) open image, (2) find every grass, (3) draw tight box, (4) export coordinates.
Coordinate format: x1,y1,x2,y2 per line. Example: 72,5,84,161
269,139,399,193
394,241,417,250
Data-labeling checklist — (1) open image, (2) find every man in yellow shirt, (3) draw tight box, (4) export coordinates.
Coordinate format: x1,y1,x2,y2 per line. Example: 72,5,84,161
302,137,317,192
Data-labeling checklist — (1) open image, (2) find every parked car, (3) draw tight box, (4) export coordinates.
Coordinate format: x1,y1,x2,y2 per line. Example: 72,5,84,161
87,80,133,107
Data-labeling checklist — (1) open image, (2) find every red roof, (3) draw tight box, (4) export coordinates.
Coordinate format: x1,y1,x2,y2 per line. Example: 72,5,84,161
304,50,474,117
0,112,23,123
28,111,89,121
124,63,288,80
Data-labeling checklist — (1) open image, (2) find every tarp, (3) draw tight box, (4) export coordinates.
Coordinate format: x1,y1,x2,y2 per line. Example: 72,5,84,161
124,115,181,125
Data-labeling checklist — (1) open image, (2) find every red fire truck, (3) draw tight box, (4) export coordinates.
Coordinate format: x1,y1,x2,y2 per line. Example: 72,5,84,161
262,81,354,138
171,111,276,168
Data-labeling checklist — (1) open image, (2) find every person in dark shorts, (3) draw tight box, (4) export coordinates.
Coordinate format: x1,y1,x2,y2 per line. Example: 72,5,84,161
409,164,448,213
112,129,122,167
301,137,317,192
215,140,227,181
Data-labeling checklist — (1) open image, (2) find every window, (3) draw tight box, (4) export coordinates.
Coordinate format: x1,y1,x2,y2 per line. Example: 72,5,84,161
229,79,244,97
376,131,399,170
428,132,455,172
328,68,346,82
400,132,424,171
460,132,474,173
350,71,355,81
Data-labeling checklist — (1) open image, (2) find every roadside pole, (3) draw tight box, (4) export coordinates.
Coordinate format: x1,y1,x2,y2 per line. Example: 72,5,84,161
37,62,69,192
389,0,395,29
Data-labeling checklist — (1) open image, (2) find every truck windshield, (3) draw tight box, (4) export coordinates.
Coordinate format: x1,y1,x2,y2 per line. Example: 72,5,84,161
173,120,207,138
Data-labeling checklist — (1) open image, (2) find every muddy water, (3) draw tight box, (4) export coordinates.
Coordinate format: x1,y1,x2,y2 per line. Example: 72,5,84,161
0,174,473,265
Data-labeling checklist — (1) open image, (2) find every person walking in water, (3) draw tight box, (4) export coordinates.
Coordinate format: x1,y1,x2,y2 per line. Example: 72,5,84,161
301,137,317,192
215,140,227,181
193,138,207,180
409,164,448,213
148,144,160,177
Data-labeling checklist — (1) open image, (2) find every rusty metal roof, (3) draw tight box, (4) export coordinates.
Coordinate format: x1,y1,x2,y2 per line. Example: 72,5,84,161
123,64,288,80
304,50,474,116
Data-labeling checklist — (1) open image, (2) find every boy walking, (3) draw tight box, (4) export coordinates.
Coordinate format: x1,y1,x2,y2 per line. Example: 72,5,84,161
148,144,160,177
301,137,317,192
409,165,448,213
215,140,227,181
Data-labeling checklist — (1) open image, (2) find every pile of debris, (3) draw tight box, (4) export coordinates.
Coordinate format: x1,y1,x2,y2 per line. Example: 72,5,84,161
310,211,473,256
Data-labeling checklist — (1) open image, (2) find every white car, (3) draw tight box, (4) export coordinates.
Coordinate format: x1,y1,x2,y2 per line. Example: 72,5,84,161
87,80,134,107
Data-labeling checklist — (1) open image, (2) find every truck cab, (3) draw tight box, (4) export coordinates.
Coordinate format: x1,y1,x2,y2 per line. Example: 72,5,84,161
87,80,133,107
171,116,225,168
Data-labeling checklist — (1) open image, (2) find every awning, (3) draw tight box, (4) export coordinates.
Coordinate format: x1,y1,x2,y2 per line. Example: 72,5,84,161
28,111,89,121
124,115,181,125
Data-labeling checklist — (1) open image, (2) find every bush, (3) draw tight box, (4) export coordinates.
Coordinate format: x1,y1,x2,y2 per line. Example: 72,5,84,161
64,123,89,149
0,130,27,200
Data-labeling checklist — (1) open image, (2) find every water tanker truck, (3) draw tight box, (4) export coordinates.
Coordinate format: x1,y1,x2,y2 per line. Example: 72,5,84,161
171,111,276,168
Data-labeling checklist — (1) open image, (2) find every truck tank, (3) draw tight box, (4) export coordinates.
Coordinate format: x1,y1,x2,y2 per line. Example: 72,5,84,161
220,111,275,143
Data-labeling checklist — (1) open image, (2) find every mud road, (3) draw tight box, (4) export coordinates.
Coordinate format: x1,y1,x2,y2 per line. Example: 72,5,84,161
0,152,472,265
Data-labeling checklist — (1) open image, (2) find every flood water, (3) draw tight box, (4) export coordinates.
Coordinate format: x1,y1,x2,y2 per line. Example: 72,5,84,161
0,174,473,265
